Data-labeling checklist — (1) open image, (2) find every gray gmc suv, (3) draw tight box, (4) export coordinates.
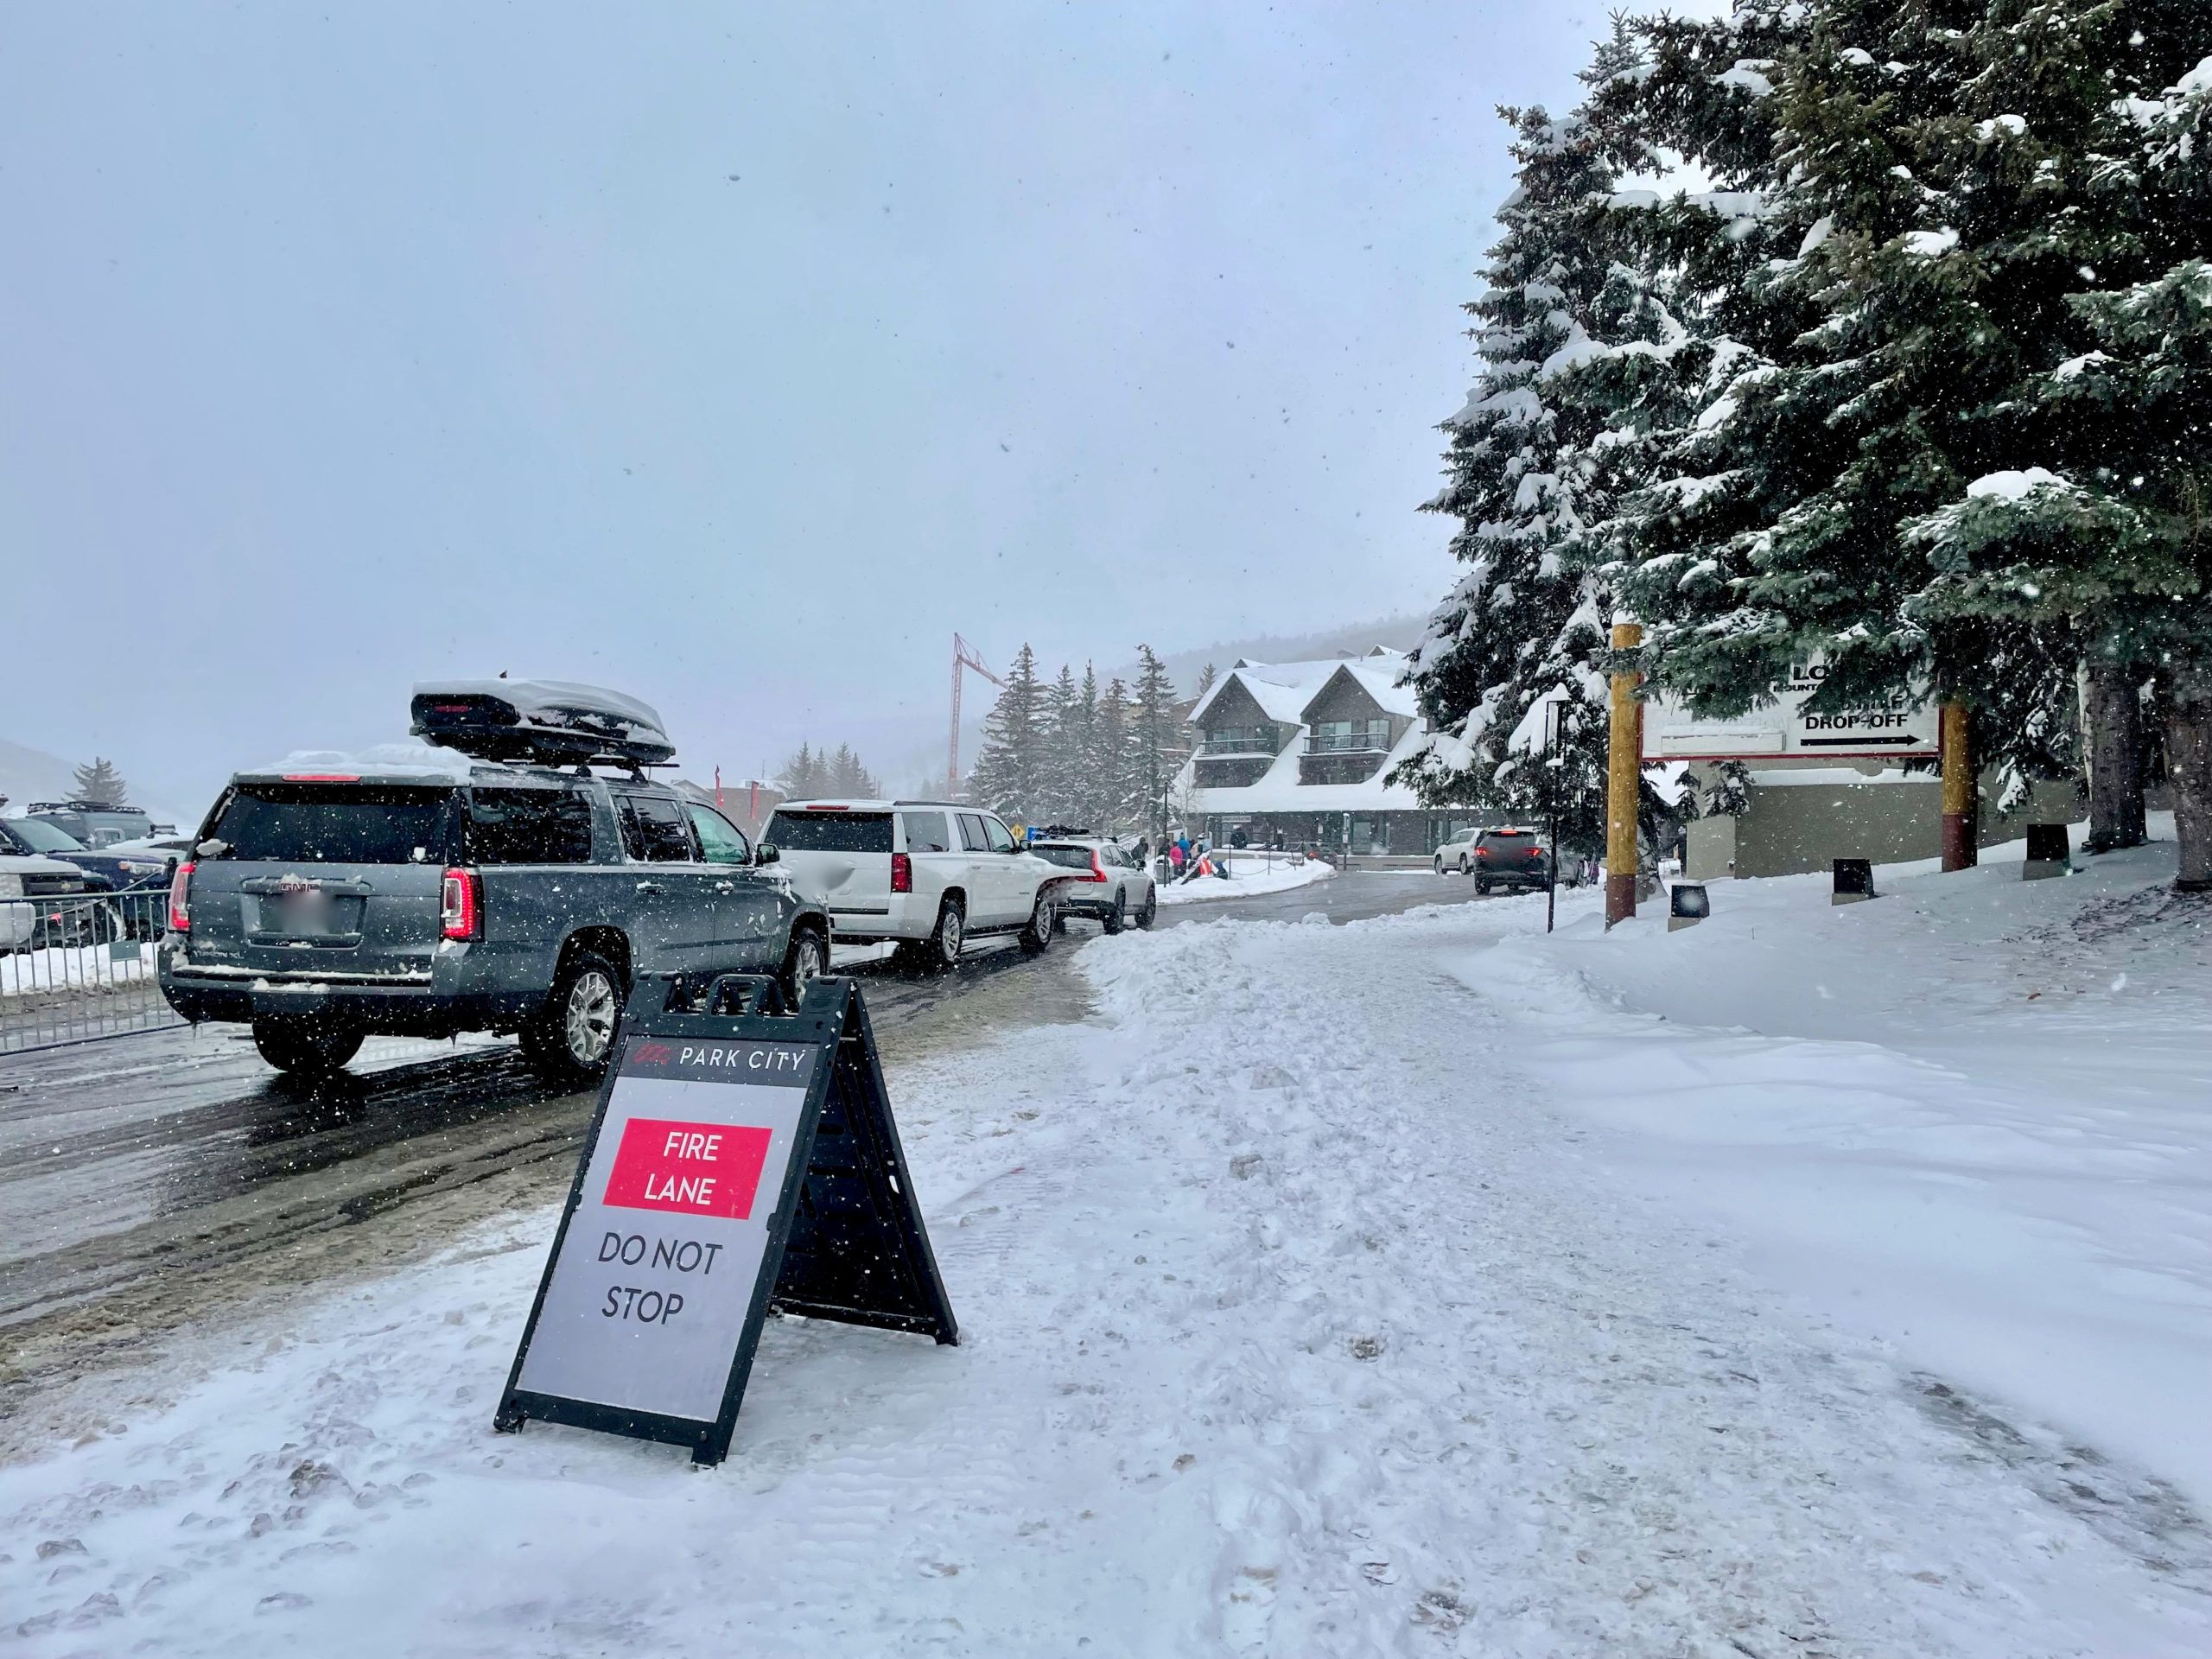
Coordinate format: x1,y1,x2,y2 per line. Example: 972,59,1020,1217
160,683,829,1081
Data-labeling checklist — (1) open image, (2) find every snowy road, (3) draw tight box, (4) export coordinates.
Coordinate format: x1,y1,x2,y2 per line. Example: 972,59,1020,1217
0,874,1483,1448
0,860,2202,1655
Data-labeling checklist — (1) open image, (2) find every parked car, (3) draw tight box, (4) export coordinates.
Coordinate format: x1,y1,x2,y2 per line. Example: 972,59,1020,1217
1027,837,1156,932
1,842,112,955
763,800,1071,969
1433,827,1479,875
23,801,157,849
159,680,831,1079
2,816,174,892
1471,826,1553,894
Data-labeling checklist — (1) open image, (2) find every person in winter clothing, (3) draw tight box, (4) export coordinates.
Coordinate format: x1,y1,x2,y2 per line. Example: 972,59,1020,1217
1167,841,1186,876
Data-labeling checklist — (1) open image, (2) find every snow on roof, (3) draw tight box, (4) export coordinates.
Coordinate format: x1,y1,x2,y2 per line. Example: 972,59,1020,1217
1195,658,1345,725
1330,658,1420,719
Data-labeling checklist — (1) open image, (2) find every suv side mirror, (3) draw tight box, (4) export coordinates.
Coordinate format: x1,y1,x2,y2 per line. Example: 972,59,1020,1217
753,844,779,866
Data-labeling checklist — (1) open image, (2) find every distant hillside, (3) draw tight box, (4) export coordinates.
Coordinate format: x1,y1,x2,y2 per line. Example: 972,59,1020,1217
1139,613,1428,694
0,737,78,814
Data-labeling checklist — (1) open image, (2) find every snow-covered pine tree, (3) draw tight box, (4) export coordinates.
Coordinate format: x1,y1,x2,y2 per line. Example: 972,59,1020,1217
1395,36,1709,852
2008,29,2212,887
1040,664,1082,825
71,756,128,807
1063,664,1104,831
1096,675,1134,833
1891,1,2211,846
970,645,1046,821
1130,645,1183,839
1602,1,2092,813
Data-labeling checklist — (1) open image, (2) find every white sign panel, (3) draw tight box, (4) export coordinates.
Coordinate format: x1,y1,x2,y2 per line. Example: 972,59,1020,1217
515,1038,817,1422
1641,659,1938,762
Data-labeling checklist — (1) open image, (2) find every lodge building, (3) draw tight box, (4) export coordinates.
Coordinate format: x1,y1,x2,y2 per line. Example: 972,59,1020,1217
1176,647,1481,857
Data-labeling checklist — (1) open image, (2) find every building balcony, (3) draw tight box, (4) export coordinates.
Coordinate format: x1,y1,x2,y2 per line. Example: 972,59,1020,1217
1198,730,1281,757
1305,730,1389,754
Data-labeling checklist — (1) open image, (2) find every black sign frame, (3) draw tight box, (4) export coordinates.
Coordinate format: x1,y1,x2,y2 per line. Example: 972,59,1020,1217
493,975,957,1466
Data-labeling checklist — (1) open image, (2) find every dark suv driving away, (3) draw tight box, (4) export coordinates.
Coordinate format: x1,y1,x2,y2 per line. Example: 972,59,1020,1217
1472,827,1553,894
160,684,829,1080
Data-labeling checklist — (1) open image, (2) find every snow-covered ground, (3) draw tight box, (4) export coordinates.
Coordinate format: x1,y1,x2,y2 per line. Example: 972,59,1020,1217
0,938,154,998
2,836,2205,1655
1158,854,1335,906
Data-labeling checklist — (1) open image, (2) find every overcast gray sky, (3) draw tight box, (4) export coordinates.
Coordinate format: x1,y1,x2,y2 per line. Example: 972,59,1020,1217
3,1,1628,813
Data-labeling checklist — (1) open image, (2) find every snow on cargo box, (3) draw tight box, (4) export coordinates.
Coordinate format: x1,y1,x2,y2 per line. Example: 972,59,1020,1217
410,680,676,767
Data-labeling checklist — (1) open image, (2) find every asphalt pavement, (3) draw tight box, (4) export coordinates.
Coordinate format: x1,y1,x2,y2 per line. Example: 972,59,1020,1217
0,869,1487,1449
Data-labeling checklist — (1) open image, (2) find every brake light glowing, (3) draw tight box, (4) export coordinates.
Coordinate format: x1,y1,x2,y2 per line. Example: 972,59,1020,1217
1087,850,1107,882
891,852,912,893
168,861,194,933
1475,847,1490,859
441,868,482,940
283,772,360,781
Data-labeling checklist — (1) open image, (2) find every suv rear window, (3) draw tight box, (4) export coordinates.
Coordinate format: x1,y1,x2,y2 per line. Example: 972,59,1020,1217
1030,844,1095,870
766,810,895,854
467,787,594,865
208,784,454,864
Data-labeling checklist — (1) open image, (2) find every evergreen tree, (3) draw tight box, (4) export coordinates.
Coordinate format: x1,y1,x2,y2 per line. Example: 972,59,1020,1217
1397,26,1721,849
72,756,129,807
1130,645,1185,839
970,645,1046,820
822,743,882,798
774,742,823,800
1039,664,1082,824
1097,675,1135,833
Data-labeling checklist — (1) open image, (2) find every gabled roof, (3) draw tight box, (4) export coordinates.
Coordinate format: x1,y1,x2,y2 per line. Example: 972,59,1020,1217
1190,647,1411,727
1306,658,1421,721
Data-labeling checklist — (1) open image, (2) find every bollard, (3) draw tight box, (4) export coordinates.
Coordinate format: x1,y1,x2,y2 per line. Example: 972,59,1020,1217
1832,858,1876,906
2023,823,2070,881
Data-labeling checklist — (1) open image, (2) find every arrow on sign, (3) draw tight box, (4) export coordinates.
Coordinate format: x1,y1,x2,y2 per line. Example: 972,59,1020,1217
1800,734,1926,747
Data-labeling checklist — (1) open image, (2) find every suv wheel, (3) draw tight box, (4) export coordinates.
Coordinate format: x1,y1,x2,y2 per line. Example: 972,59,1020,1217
1102,890,1126,934
525,949,625,1084
1474,874,1491,895
1458,855,1471,874
1135,887,1157,929
1020,890,1056,953
780,926,826,1008
253,1014,364,1077
905,895,963,973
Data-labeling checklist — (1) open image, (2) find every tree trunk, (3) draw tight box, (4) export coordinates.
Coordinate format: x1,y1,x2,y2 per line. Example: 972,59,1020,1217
2079,658,2148,853
2164,652,2212,893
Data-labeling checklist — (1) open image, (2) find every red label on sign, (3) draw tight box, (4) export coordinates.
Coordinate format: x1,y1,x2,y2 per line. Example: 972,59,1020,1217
602,1117,774,1220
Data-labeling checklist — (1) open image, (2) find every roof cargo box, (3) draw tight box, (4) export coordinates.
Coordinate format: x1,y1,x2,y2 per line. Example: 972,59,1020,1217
410,680,677,767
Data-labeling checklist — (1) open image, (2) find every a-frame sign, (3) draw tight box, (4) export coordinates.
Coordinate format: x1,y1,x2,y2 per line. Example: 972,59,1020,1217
494,975,957,1466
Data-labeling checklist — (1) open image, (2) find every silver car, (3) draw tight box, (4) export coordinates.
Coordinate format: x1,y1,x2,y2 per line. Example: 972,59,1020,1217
1027,838,1156,933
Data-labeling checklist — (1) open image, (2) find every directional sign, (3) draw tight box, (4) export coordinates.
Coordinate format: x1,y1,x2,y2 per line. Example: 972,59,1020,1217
1640,658,1938,762
494,976,957,1466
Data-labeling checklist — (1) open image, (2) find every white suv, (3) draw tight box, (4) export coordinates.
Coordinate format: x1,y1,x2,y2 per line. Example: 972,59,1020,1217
762,800,1070,969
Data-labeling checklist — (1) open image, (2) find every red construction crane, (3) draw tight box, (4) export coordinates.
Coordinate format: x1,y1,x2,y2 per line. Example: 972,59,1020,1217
949,633,1004,798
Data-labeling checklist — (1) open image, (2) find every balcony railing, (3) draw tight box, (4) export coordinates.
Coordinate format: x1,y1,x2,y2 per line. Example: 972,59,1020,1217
1306,729,1391,754
1200,732,1279,755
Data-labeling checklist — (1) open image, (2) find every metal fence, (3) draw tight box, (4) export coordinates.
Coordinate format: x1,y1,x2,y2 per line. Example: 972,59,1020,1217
1,887,184,1053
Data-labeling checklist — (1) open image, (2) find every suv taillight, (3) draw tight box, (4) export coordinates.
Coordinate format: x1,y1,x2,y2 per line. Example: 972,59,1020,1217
168,861,194,933
441,868,481,940
1475,846,1490,859
891,852,912,893
1088,851,1107,882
